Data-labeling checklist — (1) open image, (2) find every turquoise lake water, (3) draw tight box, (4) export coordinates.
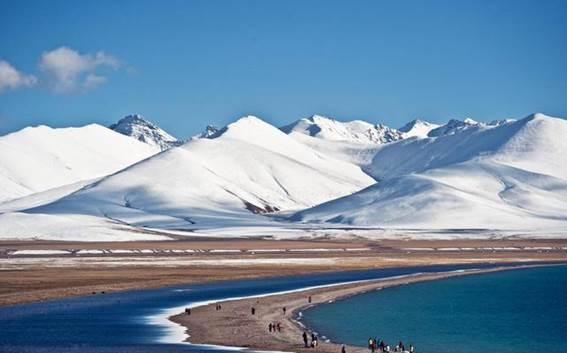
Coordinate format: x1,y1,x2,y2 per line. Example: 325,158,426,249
301,265,567,353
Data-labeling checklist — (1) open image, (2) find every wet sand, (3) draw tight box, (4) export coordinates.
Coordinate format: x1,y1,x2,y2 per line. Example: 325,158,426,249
170,265,540,353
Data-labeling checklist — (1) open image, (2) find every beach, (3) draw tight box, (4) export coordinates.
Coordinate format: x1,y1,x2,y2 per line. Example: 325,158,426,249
170,265,536,353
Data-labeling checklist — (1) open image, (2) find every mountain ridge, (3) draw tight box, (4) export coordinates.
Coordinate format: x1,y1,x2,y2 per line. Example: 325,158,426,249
281,115,404,144
1,112,565,241
0,115,374,240
291,113,567,231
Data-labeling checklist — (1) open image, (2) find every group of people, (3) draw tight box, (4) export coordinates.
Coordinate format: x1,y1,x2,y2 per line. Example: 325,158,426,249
266,306,289,333
268,322,283,333
302,331,318,348
368,338,414,353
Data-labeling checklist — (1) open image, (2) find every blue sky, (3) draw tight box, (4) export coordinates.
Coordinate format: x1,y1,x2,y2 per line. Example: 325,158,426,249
0,0,566,138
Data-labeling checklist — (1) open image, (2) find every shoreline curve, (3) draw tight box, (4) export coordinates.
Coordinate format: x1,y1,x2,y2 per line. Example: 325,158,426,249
168,264,552,352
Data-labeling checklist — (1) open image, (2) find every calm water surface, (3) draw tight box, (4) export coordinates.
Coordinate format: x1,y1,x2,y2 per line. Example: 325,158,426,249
301,265,567,353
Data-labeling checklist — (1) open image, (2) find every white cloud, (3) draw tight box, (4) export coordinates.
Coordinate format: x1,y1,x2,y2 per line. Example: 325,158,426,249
0,60,38,93
84,73,107,89
39,47,120,92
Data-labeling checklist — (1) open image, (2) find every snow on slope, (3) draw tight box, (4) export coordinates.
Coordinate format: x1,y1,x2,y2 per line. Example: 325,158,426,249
0,124,158,202
292,160,567,229
110,114,181,150
281,115,404,144
364,114,567,180
491,114,567,180
281,114,403,166
286,132,381,166
398,119,440,138
292,114,567,231
0,178,98,213
0,116,374,240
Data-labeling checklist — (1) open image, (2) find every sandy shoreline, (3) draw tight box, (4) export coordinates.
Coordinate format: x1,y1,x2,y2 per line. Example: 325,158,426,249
170,264,542,353
2,238,566,307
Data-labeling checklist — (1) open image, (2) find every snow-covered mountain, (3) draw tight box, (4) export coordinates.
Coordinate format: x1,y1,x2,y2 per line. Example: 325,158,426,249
1,112,566,241
281,115,404,144
196,125,220,138
0,116,374,240
398,119,440,138
110,114,181,150
489,118,516,126
427,118,484,137
0,124,158,203
292,113,567,232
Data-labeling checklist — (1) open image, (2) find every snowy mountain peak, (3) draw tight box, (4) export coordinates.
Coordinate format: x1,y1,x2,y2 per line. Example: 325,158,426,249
527,112,553,121
281,115,403,144
109,114,181,151
463,117,481,125
307,114,335,124
196,125,220,138
233,115,266,125
427,118,483,137
489,118,516,126
212,115,274,138
398,119,440,138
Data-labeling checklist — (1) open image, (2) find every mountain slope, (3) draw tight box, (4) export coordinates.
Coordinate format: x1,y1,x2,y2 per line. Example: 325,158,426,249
0,124,158,202
292,114,567,231
110,114,181,150
0,116,374,240
292,160,567,229
285,132,382,166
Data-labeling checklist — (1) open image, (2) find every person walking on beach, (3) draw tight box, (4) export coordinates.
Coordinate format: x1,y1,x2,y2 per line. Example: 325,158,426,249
276,322,281,332
409,344,414,353
311,334,318,348
308,296,312,303
303,331,309,347
342,344,346,353
368,337,374,351
251,307,256,315
268,323,273,332
283,306,287,315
